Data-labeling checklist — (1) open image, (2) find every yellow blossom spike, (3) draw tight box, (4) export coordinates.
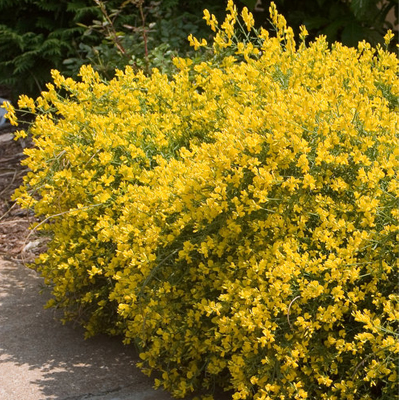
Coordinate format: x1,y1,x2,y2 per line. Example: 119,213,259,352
384,29,395,46
2,101,17,126
203,9,218,32
299,25,308,41
241,7,254,32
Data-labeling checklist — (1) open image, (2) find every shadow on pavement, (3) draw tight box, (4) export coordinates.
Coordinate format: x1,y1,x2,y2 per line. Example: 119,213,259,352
0,257,173,400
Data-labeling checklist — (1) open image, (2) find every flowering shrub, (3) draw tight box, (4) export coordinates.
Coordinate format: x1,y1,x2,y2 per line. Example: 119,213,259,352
7,2,398,399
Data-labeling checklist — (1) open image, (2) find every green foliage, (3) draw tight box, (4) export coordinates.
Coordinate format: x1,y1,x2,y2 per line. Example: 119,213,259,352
0,0,224,99
62,0,227,78
249,0,398,50
0,0,101,99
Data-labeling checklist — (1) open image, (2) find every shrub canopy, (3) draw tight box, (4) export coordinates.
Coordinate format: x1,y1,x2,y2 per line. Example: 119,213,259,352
8,1,399,399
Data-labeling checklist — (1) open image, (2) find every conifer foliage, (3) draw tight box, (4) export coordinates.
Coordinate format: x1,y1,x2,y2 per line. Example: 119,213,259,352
0,0,101,97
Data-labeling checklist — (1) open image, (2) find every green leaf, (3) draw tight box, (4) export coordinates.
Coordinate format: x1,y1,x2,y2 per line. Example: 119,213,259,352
316,0,329,7
341,22,368,47
350,0,378,20
322,18,348,42
238,0,258,9
303,16,330,30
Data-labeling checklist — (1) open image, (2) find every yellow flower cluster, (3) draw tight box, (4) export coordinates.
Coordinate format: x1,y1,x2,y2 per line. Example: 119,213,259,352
11,2,398,399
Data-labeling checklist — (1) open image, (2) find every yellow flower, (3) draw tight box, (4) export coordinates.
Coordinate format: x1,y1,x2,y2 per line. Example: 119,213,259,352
18,94,36,113
241,7,254,32
188,34,207,50
299,25,308,41
384,29,395,46
203,9,218,32
2,101,18,126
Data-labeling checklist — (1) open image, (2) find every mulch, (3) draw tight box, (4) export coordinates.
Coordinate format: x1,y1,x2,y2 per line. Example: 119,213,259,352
0,122,47,262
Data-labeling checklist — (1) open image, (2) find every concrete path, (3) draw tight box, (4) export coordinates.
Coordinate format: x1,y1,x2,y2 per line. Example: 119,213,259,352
0,257,174,400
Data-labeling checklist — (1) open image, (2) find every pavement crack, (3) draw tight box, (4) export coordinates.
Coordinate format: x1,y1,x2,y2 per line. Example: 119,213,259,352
62,384,136,400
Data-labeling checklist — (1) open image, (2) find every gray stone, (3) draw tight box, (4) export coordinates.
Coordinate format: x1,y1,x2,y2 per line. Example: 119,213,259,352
0,97,9,126
0,257,175,400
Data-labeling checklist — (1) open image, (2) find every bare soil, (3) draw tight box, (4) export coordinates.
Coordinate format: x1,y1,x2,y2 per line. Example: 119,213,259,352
0,122,47,262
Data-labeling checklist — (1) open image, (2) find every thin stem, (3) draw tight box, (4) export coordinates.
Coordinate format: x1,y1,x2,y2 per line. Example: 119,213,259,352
287,295,301,330
137,1,149,74
94,0,127,55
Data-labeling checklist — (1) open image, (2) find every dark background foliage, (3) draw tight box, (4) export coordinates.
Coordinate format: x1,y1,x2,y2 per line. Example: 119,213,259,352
0,0,225,99
0,0,99,98
251,0,398,48
0,0,398,100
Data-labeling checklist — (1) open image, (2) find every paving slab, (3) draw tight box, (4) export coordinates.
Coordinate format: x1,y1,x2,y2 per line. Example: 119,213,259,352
0,257,174,400
0,98,7,126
